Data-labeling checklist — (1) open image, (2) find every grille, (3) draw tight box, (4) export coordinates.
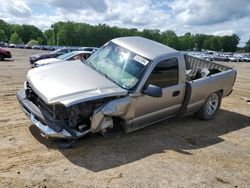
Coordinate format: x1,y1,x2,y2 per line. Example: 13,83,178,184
25,81,68,119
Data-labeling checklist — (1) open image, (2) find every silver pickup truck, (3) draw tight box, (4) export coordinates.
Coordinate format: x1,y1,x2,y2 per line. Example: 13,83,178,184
17,36,237,140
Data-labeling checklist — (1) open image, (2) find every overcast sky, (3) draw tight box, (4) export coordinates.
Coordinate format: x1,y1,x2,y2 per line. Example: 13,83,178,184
0,0,249,46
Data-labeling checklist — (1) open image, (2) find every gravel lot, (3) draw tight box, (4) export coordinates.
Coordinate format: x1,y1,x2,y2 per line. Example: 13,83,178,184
0,48,249,188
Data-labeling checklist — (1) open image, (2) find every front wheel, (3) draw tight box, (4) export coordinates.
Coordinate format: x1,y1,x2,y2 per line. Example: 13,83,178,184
0,55,4,61
196,92,222,120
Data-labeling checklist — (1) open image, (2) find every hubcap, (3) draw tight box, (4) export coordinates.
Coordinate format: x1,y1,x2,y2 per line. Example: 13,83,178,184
205,93,219,116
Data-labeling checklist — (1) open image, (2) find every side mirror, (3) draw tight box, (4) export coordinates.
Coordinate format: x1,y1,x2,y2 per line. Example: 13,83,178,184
143,84,162,98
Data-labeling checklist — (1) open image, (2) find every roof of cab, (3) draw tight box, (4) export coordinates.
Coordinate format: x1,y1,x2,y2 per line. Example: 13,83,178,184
111,36,178,60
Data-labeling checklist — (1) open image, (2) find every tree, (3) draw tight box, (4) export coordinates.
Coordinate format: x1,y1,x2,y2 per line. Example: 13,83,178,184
202,36,222,51
8,24,46,44
27,39,38,46
0,19,11,40
203,38,212,50
210,36,221,51
0,29,7,42
221,34,240,52
161,30,180,49
245,38,250,52
0,19,242,51
9,32,23,44
179,33,195,50
10,24,24,41
44,29,54,45
57,29,68,45
193,34,207,51
231,34,240,52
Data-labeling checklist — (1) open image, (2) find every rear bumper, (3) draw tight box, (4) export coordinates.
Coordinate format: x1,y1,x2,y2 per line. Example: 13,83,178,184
17,89,89,139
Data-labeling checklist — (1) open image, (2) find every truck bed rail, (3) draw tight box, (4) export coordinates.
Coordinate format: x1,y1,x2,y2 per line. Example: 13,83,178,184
185,55,232,75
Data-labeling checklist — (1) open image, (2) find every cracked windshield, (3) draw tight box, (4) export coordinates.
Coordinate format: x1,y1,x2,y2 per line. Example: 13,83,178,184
87,42,150,89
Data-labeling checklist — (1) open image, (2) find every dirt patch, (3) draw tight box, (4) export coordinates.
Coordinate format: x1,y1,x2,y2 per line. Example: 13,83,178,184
0,48,249,187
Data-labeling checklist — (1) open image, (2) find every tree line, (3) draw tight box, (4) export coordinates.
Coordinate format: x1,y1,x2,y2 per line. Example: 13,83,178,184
0,19,249,52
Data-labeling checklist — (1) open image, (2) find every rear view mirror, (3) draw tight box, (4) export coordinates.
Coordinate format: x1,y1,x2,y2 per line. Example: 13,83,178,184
143,84,162,98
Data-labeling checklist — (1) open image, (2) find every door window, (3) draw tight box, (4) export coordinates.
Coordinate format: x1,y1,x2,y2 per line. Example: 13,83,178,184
147,58,179,88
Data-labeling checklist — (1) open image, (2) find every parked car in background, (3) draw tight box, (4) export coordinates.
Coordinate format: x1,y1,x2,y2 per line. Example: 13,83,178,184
31,45,41,50
9,44,16,48
233,54,244,62
29,47,97,64
16,44,26,49
0,41,6,47
242,55,250,62
187,52,214,61
79,47,98,52
0,47,12,61
32,51,92,67
213,54,228,62
17,36,236,141
29,48,78,64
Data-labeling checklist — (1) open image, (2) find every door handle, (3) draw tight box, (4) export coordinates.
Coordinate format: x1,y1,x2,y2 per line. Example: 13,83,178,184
172,90,180,97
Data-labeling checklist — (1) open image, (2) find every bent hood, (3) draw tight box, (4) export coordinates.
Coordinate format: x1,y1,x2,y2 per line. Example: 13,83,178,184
27,60,127,106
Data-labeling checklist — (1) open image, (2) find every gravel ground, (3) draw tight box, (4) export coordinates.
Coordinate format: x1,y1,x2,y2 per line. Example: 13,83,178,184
0,48,249,188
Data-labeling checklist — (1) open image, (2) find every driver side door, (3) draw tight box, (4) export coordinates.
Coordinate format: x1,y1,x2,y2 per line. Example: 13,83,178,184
132,58,185,129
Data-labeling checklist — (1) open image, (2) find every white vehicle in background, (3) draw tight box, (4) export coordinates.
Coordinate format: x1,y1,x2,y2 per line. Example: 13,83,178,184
225,55,237,62
242,55,250,62
9,43,16,48
233,54,244,62
32,51,92,68
188,52,214,61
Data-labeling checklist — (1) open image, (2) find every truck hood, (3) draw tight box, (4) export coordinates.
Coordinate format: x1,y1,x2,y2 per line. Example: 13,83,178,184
27,60,128,106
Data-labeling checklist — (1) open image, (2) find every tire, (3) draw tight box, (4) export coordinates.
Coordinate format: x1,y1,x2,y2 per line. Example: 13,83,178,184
196,91,222,120
0,55,4,61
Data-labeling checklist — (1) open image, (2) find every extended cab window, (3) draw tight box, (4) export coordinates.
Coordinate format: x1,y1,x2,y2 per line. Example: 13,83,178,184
147,58,179,88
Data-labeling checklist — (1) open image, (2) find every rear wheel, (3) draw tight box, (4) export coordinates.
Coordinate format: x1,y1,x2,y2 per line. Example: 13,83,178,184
196,92,222,120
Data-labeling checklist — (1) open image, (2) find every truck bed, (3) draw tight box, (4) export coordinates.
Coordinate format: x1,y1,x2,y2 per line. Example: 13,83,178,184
185,55,232,80
184,55,237,114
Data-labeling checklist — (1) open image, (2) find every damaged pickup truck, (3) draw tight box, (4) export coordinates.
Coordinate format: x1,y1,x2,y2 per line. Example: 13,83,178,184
17,36,237,140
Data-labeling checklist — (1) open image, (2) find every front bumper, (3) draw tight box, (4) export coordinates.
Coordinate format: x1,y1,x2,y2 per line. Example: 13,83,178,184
29,58,36,64
5,52,12,58
17,89,90,139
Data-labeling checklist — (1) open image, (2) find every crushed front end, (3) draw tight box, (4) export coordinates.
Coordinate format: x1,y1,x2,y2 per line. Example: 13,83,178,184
17,82,123,139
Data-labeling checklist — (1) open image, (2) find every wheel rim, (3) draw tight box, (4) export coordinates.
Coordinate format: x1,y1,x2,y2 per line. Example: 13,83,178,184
205,93,219,116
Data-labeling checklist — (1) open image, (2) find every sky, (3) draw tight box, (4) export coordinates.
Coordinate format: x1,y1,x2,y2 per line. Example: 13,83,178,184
0,0,249,47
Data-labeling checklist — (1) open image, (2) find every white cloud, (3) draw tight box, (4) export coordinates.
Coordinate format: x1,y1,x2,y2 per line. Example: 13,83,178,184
0,0,31,18
0,0,249,46
47,0,107,13
170,0,250,25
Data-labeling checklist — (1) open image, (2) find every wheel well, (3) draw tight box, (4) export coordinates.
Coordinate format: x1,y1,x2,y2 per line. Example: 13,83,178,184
218,89,223,96
112,117,126,132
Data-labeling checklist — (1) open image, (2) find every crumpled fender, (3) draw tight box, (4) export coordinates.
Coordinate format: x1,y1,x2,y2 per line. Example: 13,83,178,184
91,97,133,133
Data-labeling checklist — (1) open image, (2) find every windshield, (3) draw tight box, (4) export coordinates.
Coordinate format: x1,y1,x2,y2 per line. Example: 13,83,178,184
57,51,77,60
86,42,150,90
